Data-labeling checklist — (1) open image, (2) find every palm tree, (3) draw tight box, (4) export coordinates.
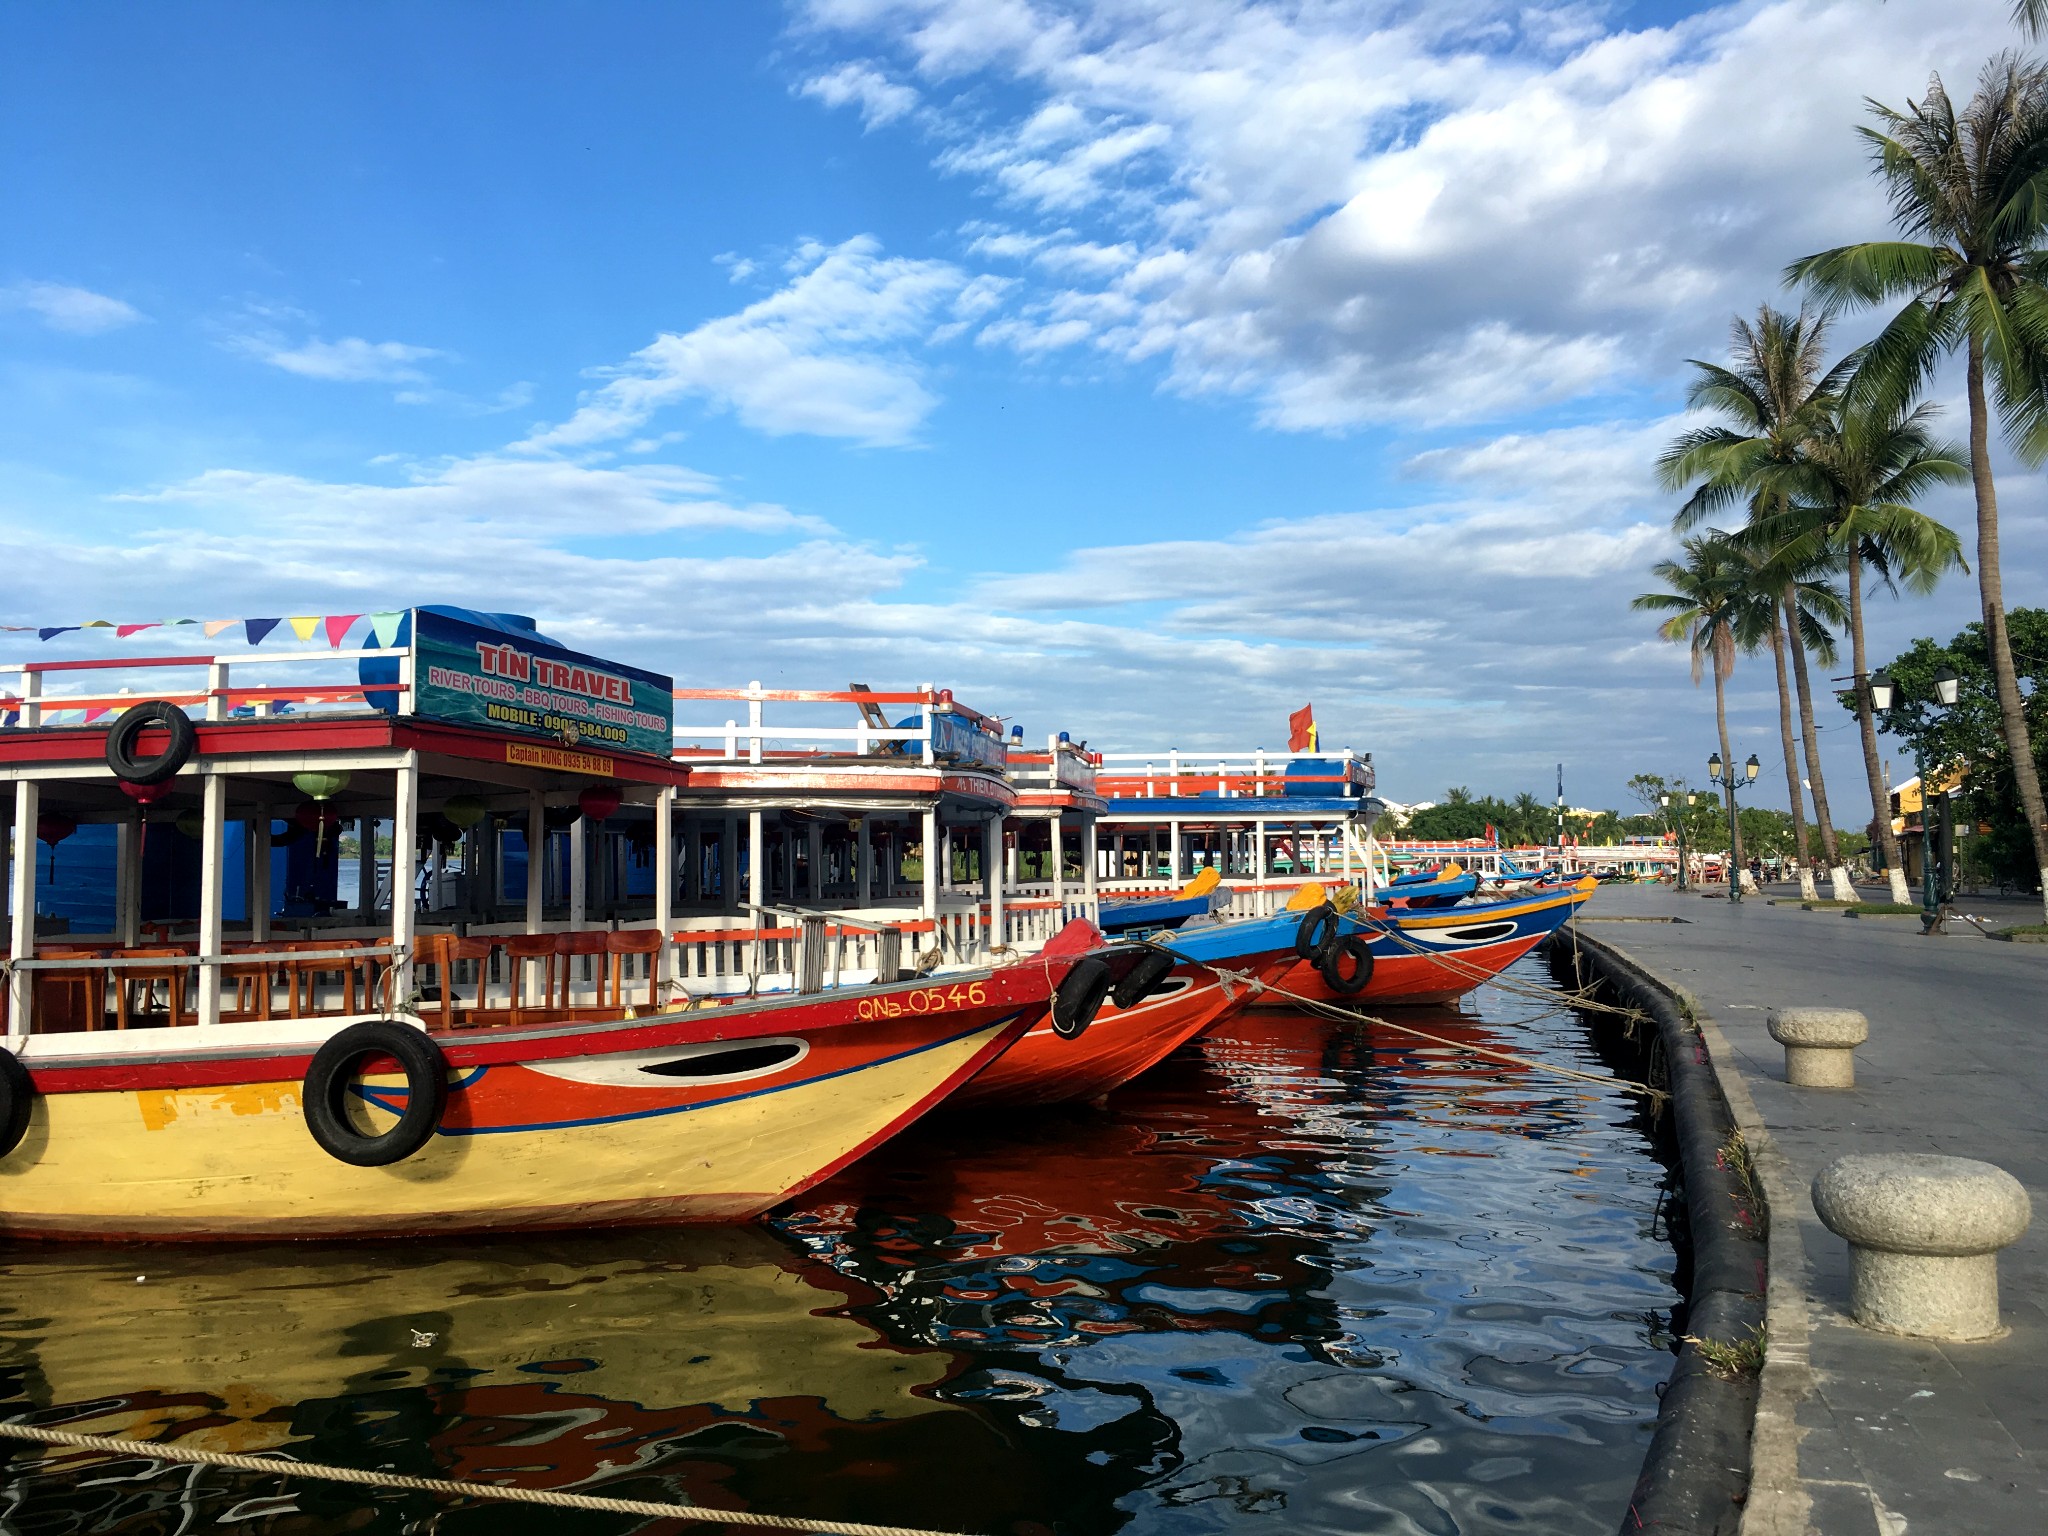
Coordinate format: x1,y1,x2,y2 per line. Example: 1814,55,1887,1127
1760,401,1969,903
1788,55,2048,919
1634,535,1754,889
1658,306,1859,900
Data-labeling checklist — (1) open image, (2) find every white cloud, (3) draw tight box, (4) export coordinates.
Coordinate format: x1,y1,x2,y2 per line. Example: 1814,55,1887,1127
799,61,921,127
3,281,145,335
231,334,444,383
521,237,975,450
801,0,2017,431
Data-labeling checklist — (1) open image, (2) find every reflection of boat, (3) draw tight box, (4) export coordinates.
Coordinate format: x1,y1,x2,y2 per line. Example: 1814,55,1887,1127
0,1229,957,1478
1266,883,1590,1006
955,912,1302,1108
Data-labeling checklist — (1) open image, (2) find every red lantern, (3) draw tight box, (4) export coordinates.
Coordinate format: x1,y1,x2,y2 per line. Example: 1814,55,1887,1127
117,780,172,808
578,785,623,822
36,813,76,881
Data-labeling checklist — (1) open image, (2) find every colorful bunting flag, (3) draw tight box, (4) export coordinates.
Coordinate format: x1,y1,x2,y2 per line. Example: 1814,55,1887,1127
116,623,158,638
244,618,281,646
287,616,321,642
368,610,405,648
323,613,361,648
203,620,237,639
9,609,410,649
38,627,77,641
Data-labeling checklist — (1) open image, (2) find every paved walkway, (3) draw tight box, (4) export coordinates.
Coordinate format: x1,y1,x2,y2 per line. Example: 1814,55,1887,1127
1575,885,2046,1534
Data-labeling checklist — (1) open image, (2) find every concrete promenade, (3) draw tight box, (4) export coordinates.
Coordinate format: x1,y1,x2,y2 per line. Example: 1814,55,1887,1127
1573,885,2045,1534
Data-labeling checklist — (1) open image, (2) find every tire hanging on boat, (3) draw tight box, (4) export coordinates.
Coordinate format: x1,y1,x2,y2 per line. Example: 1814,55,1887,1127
1294,906,1338,962
1051,958,1113,1039
103,701,198,786
302,1021,449,1167
1318,934,1375,997
0,1047,35,1160
1109,949,1177,1011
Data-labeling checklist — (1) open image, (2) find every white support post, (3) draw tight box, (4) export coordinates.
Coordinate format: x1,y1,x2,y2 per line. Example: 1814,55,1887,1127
922,807,939,921
1051,815,1066,908
748,810,765,979
984,818,1005,949
206,661,228,723
1005,833,1018,888
1255,819,1268,915
391,754,419,1006
721,815,740,913
569,815,588,931
856,819,873,908
747,681,764,765
525,792,545,934
114,818,140,948
808,824,825,902
251,805,272,942
357,817,377,914
1169,820,1182,885
654,788,673,991
196,771,228,1028
8,780,40,1030
1083,820,1098,903
940,825,953,889
1169,749,1180,796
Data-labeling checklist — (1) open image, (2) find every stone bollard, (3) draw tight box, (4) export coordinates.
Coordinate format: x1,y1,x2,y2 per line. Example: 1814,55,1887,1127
1811,1155,2032,1340
1767,1006,1867,1088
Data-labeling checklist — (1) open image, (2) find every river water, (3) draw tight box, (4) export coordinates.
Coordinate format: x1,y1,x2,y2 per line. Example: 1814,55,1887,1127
0,956,1680,1534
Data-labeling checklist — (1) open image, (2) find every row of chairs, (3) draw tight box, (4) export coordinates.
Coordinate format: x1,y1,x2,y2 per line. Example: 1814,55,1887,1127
415,929,665,1030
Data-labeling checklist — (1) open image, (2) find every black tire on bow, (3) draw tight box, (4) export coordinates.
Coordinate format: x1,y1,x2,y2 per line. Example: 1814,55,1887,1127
1051,957,1113,1040
0,1047,35,1161
1319,934,1375,997
302,1021,449,1167
1294,905,1338,961
1110,949,1178,1011
104,701,198,786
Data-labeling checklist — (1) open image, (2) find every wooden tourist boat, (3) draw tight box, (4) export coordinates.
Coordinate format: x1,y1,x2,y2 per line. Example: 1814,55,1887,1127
950,907,1304,1110
0,610,1132,1240
1264,882,1592,1008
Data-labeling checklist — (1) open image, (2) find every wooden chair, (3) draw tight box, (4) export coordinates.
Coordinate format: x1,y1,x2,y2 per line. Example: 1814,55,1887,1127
557,930,609,1010
419,934,495,1031
31,947,109,1033
283,939,363,1017
502,933,564,1023
113,947,191,1030
220,941,278,1022
604,929,664,1012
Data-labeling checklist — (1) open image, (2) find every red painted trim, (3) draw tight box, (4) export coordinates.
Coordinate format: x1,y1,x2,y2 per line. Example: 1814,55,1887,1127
24,655,215,674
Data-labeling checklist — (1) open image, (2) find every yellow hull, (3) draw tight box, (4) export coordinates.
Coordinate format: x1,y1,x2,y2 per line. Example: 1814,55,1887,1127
0,1020,1009,1240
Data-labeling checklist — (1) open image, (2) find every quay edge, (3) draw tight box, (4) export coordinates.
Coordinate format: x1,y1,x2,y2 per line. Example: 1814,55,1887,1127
1546,924,1769,1536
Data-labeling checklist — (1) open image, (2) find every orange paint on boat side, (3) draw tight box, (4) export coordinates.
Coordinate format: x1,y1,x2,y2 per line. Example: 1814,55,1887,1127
955,952,1299,1109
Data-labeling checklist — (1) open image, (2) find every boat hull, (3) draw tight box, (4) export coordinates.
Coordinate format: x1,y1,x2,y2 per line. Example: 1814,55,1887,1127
1263,887,1586,1007
0,966,1076,1242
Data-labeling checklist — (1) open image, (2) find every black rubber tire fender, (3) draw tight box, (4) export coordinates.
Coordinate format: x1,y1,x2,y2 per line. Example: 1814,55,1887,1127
1318,934,1375,997
1109,949,1178,1011
1294,906,1338,961
104,701,198,786
1051,957,1114,1040
0,1047,34,1161
302,1021,449,1167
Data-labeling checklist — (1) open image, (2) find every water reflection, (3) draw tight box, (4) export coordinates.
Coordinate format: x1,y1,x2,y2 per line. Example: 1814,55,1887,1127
2,956,1677,1535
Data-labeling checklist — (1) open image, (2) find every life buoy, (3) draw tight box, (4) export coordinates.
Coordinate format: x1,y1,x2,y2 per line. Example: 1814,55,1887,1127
1051,957,1113,1039
1294,906,1338,961
104,701,197,786
1110,948,1178,1011
1319,934,1375,997
0,1047,34,1160
302,1021,449,1167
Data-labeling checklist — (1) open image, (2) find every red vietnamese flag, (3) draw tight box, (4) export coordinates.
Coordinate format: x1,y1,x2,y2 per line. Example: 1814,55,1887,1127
1287,703,1316,753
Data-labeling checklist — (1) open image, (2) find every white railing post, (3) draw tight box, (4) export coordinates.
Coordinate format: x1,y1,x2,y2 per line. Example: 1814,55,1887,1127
1255,750,1265,797
206,661,228,723
391,752,419,1005
196,770,228,1028
723,720,738,761
19,670,40,730
747,681,763,765
398,638,417,716
1169,749,1180,796
8,779,39,1030
920,685,935,766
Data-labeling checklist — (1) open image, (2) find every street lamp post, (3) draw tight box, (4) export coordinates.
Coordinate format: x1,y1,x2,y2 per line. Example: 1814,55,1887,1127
1708,752,1762,902
1869,665,1958,933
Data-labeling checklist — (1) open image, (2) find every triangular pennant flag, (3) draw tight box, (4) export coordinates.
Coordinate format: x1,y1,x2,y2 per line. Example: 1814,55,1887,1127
204,619,237,638
38,627,78,641
287,615,320,642
323,613,361,648
83,706,110,724
245,618,281,646
82,620,113,629
116,623,159,638
167,618,197,626
368,610,405,648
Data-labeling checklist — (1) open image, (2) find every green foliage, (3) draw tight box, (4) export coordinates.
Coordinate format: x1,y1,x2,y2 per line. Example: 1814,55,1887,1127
1863,607,2048,891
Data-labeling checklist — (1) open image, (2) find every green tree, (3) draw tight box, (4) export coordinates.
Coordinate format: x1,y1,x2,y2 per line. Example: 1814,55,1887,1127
1789,55,2048,920
1759,398,1968,901
1404,801,1490,842
1634,535,1755,884
1659,305,1857,900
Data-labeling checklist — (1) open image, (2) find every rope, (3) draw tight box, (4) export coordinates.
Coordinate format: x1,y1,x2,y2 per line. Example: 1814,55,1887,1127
0,1422,981,1536
1146,936,1666,1106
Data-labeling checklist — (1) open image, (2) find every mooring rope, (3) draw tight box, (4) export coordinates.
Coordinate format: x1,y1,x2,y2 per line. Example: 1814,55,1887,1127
1147,932,1665,1105
0,1422,981,1536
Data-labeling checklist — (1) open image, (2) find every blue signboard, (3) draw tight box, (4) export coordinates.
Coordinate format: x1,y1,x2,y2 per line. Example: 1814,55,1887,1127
412,609,673,758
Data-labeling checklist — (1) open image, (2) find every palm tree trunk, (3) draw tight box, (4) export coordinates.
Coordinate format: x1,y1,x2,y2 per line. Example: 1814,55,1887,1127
1966,335,2048,920
1770,606,1817,900
1848,544,1911,903
1786,587,1853,900
1713,652,1750,891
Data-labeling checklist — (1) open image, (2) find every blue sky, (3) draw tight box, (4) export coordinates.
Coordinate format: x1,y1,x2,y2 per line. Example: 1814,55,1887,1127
2,0,2040,813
